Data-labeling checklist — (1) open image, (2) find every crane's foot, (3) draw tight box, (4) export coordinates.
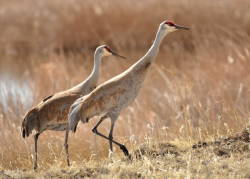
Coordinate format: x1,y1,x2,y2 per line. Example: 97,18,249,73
120,145,129,156
108,149,114,158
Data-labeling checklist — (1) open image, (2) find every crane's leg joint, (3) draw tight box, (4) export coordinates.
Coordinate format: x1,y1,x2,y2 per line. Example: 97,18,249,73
92,127,97,134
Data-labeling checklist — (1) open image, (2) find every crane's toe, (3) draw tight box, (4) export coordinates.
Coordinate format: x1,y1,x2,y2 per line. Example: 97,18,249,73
108,149,114,158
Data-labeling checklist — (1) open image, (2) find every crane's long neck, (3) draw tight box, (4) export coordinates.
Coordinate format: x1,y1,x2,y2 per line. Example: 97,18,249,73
74,51,102,92
135,27,166,68
133,27,166,72
86,51,101,85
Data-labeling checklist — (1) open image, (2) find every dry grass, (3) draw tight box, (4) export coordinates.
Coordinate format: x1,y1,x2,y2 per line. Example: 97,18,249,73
0,0,250,177
2,128,250,178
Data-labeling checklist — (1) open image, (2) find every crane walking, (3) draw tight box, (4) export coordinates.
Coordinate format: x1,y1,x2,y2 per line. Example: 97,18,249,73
67,21,189,157
21,45,126,170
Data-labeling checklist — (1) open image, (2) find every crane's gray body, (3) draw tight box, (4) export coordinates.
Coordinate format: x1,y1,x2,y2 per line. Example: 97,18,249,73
21,45,126,169
67,20,189,162
69,22,168,130
21,46,107,137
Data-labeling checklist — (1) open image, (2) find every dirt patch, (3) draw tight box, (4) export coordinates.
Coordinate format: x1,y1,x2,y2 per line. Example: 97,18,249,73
133,127,250,160
192,127,250,157
133,142,181,159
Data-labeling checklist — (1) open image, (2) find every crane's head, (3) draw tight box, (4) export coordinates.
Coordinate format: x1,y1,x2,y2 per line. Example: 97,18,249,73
97,45,126,59
160,20,189,33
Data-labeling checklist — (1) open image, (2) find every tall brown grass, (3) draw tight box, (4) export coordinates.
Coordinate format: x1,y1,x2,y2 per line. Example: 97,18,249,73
0,0,250,170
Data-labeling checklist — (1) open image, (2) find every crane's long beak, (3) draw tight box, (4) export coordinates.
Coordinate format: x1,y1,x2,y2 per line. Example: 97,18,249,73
110,50,126,59
175,24,189,30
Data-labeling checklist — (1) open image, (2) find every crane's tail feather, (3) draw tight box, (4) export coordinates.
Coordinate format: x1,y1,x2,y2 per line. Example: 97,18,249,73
68,99,83,132
21,108,38,138
21,118,32,138
22,127,26,138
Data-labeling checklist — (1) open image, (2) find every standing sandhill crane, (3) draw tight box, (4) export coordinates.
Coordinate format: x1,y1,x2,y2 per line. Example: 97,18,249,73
21,45,126,170
67,21,189,157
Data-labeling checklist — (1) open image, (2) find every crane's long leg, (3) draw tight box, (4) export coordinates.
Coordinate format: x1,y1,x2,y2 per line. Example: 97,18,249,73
92,115,107,132
64,128,70,166
108,119,115,152
33,133,40,170
92,116,129,156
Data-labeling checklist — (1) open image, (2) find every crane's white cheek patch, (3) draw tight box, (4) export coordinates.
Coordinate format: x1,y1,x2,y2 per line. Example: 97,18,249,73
168,27,177,33
104,50,112,56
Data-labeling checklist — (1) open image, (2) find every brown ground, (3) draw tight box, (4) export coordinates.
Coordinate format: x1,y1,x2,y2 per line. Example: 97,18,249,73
1,127,249,178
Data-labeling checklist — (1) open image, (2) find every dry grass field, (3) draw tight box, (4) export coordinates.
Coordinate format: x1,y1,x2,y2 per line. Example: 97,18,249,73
0,0,250,178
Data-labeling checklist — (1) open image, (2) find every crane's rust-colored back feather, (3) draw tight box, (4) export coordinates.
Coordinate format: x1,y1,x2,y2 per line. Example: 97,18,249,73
21,91,81,136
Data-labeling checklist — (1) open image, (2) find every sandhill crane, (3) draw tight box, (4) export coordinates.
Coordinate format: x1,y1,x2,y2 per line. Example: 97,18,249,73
67,21,189,157
21,45,126,170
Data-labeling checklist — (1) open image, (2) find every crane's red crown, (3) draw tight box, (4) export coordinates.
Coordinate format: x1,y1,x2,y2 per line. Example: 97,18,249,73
164,21,175,26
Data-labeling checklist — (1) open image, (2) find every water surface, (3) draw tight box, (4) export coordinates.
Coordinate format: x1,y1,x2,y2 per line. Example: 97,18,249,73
0,73,33,113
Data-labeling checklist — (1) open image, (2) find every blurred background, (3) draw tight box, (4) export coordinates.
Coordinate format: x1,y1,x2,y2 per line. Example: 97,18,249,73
0,0,250,169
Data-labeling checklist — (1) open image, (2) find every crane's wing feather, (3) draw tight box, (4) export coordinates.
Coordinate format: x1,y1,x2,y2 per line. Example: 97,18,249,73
68,97,85,132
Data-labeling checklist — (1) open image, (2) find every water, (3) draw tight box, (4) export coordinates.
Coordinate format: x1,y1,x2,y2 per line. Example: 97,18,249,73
0,74,33,113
